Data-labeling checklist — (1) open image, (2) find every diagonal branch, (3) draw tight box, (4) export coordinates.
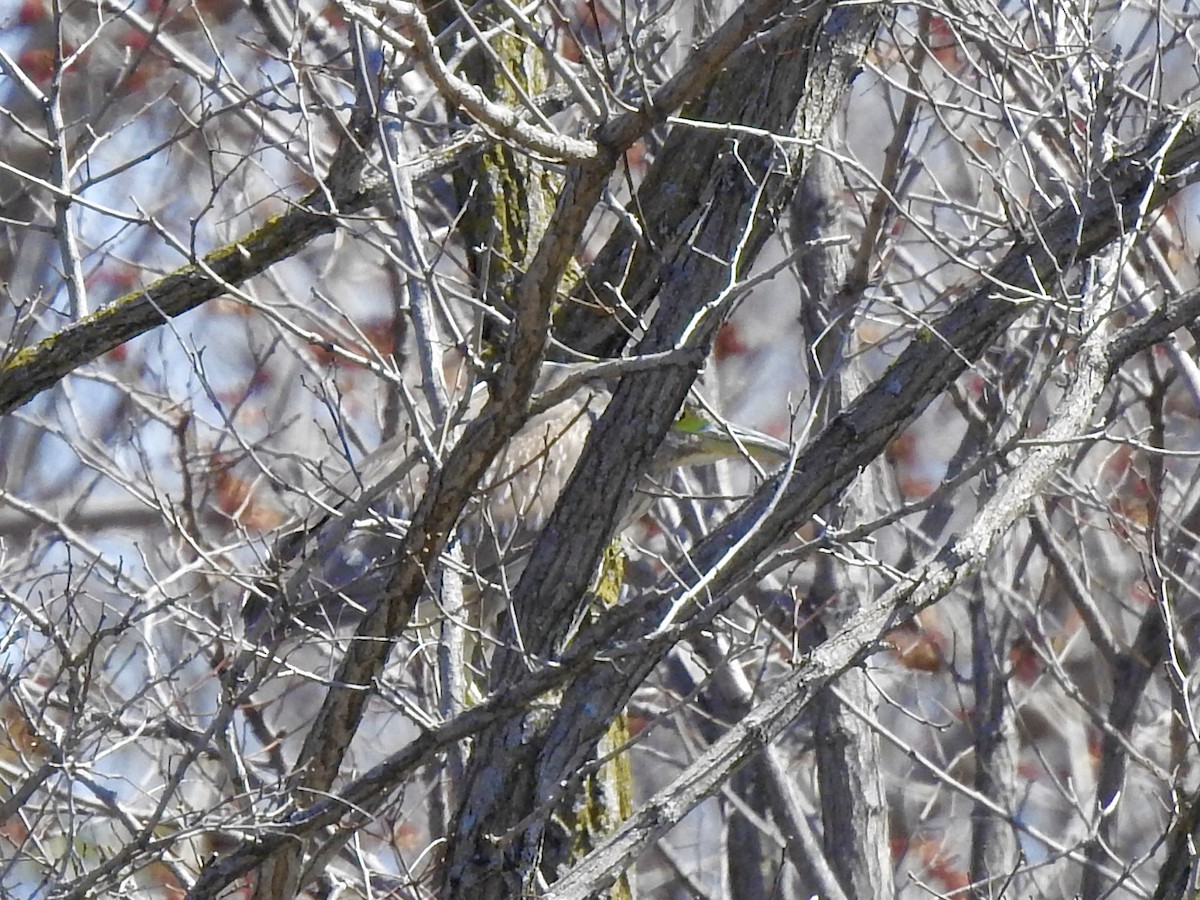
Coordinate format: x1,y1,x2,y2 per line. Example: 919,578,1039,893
0,179,381,416
667,109,1200,623
548,203,1125,899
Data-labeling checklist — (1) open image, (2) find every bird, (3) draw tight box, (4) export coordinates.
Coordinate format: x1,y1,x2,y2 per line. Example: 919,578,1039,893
241,367,790,643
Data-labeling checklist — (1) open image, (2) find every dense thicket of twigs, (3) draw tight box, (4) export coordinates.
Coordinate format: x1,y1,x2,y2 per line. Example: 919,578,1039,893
2,0,1200,897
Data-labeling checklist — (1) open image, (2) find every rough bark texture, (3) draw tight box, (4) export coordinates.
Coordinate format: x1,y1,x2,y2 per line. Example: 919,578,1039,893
440,8,886,895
